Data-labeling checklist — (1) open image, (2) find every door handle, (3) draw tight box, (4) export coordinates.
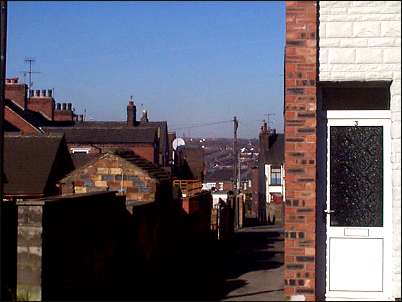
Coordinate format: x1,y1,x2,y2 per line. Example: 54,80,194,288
324,209,335,214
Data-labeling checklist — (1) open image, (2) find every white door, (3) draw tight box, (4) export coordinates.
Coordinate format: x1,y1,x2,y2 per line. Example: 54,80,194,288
325,111,392,301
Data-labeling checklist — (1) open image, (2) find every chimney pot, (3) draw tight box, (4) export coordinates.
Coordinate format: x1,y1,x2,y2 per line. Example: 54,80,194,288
79,114,84,122
35,90,40,97
56,103,61,110
48,89,53,97
41,89,47,97
62,103,67,110
67,103,72,111
29,89,34,97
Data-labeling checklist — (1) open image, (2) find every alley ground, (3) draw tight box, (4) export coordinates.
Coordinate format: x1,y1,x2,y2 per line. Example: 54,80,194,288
221,225,285,301
131,224,284,301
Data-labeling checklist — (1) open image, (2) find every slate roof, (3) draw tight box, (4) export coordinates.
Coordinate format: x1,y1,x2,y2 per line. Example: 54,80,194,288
41,127,157,144
73,120,169,164
71,152,101,169
3,134,74,196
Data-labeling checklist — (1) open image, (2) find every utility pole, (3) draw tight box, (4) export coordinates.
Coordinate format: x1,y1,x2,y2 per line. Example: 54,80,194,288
233,116,238,192
0,1,7,300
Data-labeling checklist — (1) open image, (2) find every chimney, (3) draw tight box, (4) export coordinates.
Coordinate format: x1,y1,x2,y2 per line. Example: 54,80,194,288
67,103,72,111
29,89,34,97
56,103,61,110
141,110,149,123
35,90,40,97
41,89,47,97
48,89,53,98
62,103,67,110
127,100,136,127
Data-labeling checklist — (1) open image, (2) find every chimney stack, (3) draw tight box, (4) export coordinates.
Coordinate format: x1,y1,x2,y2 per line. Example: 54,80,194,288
141,110,149,123
127,100,136,127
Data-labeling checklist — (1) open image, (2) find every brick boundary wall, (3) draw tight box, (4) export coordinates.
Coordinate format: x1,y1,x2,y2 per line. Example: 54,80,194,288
284,1,318,301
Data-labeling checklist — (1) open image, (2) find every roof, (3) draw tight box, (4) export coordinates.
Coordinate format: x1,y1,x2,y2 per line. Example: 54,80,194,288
5,99,48,131
3,134,73,196
263,134,284,165
41,127,157,144
71,152,101,169
62,150,170,183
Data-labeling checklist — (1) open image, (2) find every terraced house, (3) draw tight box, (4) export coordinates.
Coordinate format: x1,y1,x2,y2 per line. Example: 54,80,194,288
284,1,400,301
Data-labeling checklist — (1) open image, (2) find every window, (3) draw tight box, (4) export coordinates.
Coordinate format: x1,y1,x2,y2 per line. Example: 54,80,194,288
270,168,281,185
70,148,90,154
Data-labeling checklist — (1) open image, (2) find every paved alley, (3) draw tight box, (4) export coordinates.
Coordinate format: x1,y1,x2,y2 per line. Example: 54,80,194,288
221,225,284,301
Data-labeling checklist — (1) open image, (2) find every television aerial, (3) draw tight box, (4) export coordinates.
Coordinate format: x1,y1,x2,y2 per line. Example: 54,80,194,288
172,137,185,151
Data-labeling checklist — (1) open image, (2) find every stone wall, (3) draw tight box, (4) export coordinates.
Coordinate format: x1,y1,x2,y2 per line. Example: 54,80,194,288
318,1,401,298
16,203,44,301
61,153,160,204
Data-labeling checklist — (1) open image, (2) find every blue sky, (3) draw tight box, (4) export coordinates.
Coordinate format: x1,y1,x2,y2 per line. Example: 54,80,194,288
6,1,285,138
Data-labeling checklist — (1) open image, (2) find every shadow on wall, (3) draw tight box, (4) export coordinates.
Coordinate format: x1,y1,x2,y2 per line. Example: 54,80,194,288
14,190,224,301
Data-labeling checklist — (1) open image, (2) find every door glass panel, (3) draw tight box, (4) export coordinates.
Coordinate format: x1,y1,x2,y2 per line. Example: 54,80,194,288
330,126,383,227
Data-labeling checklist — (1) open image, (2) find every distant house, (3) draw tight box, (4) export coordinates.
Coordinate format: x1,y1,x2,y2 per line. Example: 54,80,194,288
42,126,160,165
173,146,205,181
4,78,80,132
5,79,170,168
262,132,284,224
3,134,74,200
59,150,171,211
257,122,284,223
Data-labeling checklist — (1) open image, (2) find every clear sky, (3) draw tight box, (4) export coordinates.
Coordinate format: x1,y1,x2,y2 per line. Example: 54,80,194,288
6,1,285,138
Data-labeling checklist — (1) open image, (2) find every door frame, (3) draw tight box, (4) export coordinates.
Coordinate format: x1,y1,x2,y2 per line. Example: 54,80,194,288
325,110,392,301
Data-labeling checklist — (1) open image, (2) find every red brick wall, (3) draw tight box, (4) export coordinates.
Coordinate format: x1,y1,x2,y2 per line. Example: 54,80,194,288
54,110,74,121
5,83,27,109
4,107,40,134
284,1,317,301
28,97,54,120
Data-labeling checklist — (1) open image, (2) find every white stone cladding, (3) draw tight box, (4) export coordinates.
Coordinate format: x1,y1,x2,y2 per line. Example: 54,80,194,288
319,1,401,299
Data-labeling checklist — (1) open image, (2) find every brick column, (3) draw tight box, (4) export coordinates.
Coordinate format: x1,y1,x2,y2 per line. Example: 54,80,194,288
284,1,318,301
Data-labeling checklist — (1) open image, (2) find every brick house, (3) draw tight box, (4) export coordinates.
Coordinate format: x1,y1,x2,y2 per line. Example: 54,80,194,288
59,150,171,211
5,79,170,167
5,78,79,130
284,1,400,301
43,126,160,165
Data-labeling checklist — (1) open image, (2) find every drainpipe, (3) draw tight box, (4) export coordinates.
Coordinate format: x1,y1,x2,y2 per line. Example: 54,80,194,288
0,1,7,300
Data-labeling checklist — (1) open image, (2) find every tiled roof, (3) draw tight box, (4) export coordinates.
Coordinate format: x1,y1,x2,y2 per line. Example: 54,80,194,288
3,134,74,196
5,99,48,130
41,126,157,144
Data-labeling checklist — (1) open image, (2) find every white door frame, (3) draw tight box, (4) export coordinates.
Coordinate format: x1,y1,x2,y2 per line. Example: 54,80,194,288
325,110,392,301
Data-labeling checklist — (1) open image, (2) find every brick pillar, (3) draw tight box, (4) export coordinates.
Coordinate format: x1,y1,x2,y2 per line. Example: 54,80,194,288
284,1,317,301
16,202,44,301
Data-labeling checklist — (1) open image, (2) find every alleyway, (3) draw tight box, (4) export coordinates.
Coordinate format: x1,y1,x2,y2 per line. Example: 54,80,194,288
221,225,285,301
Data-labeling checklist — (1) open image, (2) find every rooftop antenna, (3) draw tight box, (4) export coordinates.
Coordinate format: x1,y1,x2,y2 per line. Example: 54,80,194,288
23,57,40,89
264,113,275,131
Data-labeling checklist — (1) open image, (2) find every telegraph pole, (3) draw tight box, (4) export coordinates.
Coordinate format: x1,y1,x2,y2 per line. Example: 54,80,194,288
233,116,238,192
0,1,7,300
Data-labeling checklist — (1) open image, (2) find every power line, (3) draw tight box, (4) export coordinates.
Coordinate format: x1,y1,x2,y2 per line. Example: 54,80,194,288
170,120,232,131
